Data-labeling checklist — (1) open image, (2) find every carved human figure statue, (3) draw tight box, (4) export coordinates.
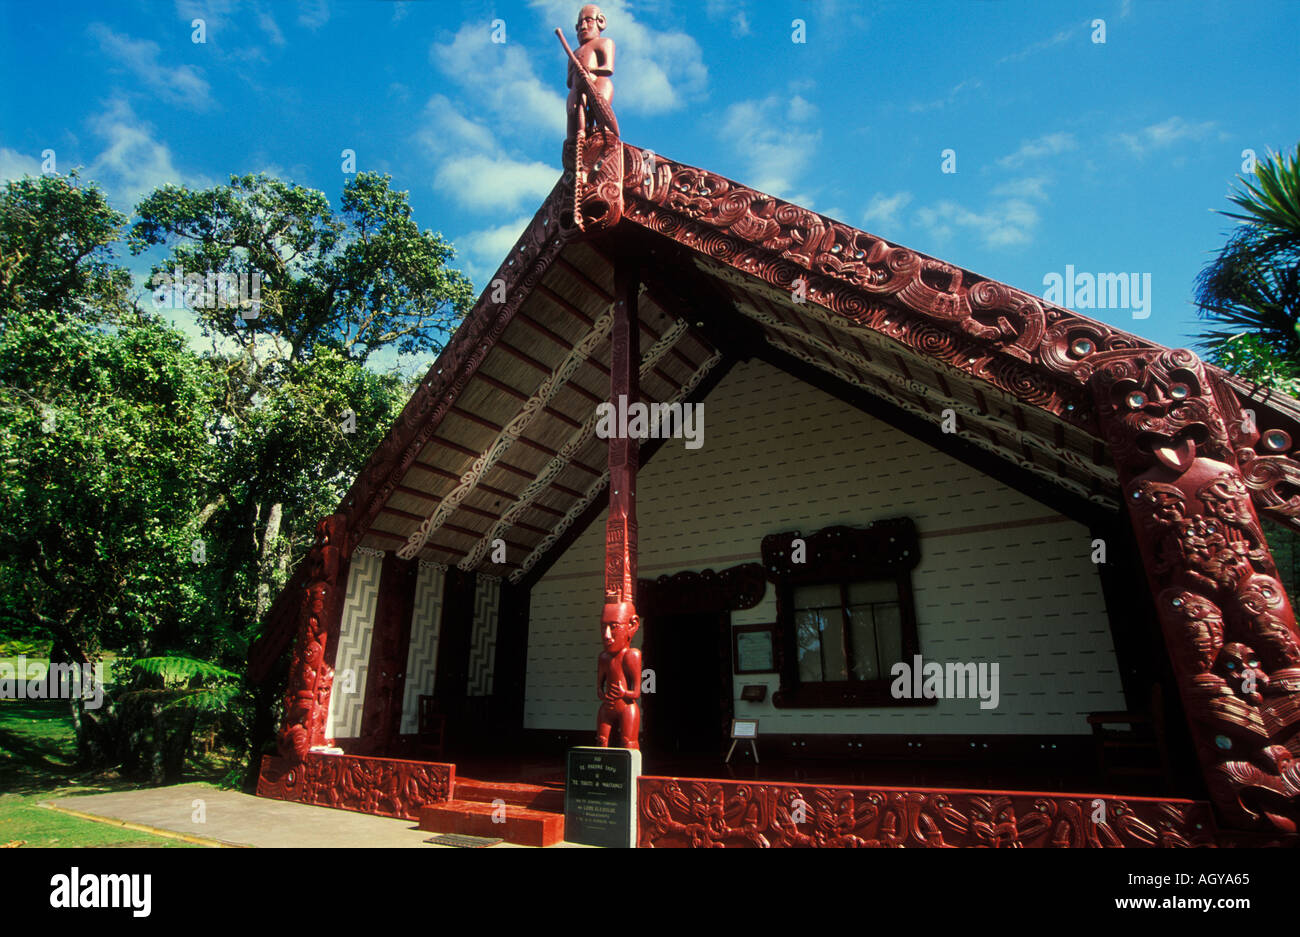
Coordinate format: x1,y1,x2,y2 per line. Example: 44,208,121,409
566,4,614,140
595,600,641,749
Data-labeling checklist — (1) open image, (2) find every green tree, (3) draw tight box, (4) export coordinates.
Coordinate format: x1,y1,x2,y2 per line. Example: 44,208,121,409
128,172,474,781
1196,145,1300,608
0,171,132,326
0,176,214,671
1197,144,1300,389
0,177,220,771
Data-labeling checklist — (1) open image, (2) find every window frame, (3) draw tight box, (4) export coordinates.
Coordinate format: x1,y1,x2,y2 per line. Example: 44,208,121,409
761,519,930,708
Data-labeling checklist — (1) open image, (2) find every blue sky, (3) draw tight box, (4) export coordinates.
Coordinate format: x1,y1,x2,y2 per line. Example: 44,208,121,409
1,0,1296,369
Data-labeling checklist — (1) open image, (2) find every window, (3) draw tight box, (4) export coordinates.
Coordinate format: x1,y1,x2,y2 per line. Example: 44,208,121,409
793,581,904,683
761,519,927,708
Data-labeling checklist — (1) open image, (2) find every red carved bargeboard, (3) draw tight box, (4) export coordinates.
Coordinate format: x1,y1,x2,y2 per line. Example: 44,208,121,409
257,752,454,822
637,777,1218,847
1094,349,1300,832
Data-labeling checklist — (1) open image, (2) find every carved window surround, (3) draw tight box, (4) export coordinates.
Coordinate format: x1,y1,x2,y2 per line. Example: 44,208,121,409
761,519,926,708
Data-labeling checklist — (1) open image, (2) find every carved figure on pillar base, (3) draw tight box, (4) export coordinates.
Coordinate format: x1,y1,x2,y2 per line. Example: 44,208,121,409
596,600,642,749
279,515,350,761
1095,349,1300,832
557,5,622,231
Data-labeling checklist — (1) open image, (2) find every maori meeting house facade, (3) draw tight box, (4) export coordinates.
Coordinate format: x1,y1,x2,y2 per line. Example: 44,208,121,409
249,17,1300,849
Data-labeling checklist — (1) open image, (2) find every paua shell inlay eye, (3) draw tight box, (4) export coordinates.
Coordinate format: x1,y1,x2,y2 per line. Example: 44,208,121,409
1264,430,1291,451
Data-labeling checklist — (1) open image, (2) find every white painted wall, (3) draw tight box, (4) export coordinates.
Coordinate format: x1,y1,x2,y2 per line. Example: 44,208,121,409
525,358,1125,735
327,547,384,739
399,560,446,734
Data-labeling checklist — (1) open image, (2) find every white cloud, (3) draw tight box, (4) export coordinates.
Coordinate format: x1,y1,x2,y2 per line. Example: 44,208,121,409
863,192,912,230
434,155,557,212
997,26,1077,65
418,94,511,158
89,23,213,110
0,148,42,183
787,95,817,123
719,92,821,199
706,0,751,36
530,0,707,115
1118,117,1217,156
916,197,1040,249
991,176,1051,201
257,11,285,46
87,98,209,210
997,132,1076,168
909,78,983,114
297,0,330,30
174,0,238,32
457,214,534,285
433,22,566,138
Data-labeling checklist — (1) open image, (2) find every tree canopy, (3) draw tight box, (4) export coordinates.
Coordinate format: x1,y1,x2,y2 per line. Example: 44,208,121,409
0,168,474,783
1197,144,1300,393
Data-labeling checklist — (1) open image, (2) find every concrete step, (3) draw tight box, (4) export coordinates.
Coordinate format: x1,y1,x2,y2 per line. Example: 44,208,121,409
453,778,565,813
418,800,565,848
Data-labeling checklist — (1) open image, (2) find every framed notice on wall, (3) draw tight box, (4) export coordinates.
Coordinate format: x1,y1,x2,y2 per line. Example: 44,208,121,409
733,623,776,674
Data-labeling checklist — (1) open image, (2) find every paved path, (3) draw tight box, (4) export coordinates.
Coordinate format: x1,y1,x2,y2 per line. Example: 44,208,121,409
45,783,585,848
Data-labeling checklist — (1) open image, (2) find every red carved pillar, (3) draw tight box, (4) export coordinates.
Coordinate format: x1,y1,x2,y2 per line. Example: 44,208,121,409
606,264,639,604
1093,349,1300,832
279,514,353,761
594,264,643,749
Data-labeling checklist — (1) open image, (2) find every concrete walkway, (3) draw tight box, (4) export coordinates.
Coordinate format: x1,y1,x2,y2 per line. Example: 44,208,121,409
44,784,586,848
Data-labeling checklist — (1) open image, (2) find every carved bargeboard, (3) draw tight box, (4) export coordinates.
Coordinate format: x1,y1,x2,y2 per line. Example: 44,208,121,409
1095,349,1300,832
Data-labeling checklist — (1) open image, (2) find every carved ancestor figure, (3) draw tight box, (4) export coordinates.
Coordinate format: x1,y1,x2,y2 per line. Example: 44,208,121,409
564,5,615,143
279,515,349,761
557,5,622,230
595,600,642,749
1095,349,1300,831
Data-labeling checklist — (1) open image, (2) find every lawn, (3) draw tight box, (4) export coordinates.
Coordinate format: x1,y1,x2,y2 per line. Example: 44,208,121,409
0,696,198,848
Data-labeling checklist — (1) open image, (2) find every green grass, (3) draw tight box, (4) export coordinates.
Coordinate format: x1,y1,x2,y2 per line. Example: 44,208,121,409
0,697,197,847
0,697,80,794
0,790,198,848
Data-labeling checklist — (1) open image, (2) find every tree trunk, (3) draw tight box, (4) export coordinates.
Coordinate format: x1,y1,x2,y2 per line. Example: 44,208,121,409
255,502,282,619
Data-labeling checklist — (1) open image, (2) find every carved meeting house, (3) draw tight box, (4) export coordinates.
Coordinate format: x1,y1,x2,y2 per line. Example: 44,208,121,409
249,9,1300,848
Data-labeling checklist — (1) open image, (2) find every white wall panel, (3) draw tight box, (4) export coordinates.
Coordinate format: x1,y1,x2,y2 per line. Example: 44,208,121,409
525,359,1125,735
399,561,446,734
467,576,502,697
327,547,384,739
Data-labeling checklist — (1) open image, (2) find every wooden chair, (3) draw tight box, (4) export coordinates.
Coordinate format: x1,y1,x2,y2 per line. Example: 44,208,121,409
416,695,446,760
1086,684,1170,787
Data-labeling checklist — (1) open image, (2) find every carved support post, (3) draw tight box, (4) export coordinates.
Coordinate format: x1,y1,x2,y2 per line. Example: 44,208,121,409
592,262,644,750
1093,349,1300,833
278,514,352,762
606,263,640,604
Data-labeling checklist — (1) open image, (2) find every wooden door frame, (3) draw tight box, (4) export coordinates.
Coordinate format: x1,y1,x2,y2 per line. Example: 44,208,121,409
636,563,766,752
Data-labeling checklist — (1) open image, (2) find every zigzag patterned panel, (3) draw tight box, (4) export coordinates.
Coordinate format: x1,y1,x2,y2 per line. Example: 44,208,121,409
399,561,447,734
466,576,502,697
326,548,383,739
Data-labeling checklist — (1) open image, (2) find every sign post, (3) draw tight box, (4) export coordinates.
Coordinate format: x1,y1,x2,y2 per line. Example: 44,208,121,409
725,719,759,764
565,746,641,848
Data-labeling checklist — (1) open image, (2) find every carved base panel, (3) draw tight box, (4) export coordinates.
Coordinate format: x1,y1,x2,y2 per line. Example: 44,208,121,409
257,752,454,822
637,777,1218,847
